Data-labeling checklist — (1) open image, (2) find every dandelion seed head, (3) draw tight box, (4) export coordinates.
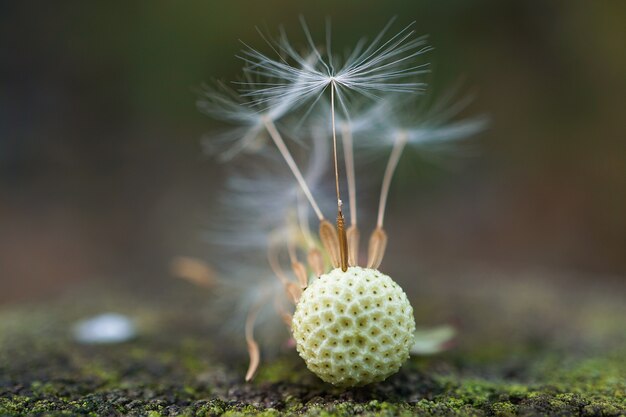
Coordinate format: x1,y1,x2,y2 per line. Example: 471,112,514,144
292,267,415,386
196,18,483,386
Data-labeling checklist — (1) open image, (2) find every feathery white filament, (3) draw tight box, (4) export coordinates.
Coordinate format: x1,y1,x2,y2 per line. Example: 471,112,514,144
239,20,431,114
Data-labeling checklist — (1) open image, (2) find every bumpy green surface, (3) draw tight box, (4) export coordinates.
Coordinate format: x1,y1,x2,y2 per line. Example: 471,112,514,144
292,267,415,387
1,276,625,416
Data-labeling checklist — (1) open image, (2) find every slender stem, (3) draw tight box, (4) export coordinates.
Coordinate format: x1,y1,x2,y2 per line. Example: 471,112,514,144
330,81,349,271
377,130,408,228
263,117,324,221
340,123,357,226
330,81,341,207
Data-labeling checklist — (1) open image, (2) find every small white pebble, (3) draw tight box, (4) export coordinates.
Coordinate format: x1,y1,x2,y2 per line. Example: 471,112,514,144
72,313,136,344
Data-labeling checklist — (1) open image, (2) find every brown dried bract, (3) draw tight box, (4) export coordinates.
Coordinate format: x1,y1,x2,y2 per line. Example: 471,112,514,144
291,261,308,289
267,242,290,285
244,306,261,382
319,219,341,268
367,226,388,269
279,310,293,328
307,248,324,277
285,282,303,303
346,225,360,267
274,295,293,328
170,256,218,289
279,310,293,327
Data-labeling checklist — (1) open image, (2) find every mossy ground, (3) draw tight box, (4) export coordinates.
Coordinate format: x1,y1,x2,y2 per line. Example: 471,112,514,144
0,276,624,416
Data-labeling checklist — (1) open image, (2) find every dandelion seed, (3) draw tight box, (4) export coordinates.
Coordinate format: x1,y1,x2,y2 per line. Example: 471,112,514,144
369,91,488,231
238,18,432,272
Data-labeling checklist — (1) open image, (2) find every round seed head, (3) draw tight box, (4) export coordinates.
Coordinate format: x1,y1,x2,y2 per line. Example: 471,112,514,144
291,266,415,387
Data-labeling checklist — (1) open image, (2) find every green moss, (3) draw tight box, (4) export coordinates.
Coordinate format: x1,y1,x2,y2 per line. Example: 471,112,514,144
3,349,625,416
1,291,625,417
0,396,30,415
254,355,315,385
489,401,517,417
221,407,281,417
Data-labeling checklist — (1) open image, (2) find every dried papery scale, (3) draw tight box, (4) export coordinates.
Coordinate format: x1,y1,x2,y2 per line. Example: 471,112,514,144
367,227,388,270
292,260,309,289
307,248,325,277
199,19,480,387
266,224,310,303
346,225,360,267
170,256,218,289
285,282,302,304
299,195,326,277
274,293,293,328
244,301,262,382
237,276,290,383
318,219,341,268
287,238,309,289
267,243,291,295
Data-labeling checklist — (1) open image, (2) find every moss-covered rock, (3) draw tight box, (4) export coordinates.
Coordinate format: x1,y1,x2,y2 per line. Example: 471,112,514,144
0,278,624,416
1,333,623,416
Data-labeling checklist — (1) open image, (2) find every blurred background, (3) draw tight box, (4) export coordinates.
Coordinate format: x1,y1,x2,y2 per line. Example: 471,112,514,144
1,0,625,306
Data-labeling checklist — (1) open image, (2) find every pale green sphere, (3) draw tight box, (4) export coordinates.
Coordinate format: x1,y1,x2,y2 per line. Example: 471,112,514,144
291,266,415,387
